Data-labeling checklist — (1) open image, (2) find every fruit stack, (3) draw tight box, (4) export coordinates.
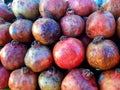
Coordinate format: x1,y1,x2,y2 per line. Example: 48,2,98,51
0,0,120,90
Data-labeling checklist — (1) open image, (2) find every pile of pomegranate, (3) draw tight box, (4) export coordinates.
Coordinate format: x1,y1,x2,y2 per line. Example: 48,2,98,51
1,0,120,90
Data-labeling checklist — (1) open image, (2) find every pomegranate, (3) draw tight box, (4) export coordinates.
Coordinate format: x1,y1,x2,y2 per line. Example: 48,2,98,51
0,40,27,70
102,0,120,19
68,0,98,16
86,36,119,70
0,22,12,46
61,68,98,90
9,19,33,43
9,67,37,90
53,36,85,69
24,41,53,72
39,0,67,20
60,8,85,37
38,66,64,90
0,64,10,89
12,0,39,20
32,18,61,45
86,8,116,38
0,3,14,21
99,68,120,90
117,17,120,38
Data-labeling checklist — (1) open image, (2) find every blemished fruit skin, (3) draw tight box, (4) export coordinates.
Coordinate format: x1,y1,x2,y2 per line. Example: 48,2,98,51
87,36,119,70
99,68,120,90
53,37,85,69
86,9,116,39
61,68,98,90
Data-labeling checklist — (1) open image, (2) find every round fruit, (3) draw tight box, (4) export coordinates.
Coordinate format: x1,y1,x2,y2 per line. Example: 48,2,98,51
0,40,27,70
12,0,39,20
32,18,61,45
68,0,98,16
61,68,98,90
38,66,64,90
39,0,67,20
53,36,85,69
86,36,119,70
9,19,33,42
25,41,53,72
0,64,10,89
9,67,37,90
60,8,85,37
99,68,120,90
86,8,116,38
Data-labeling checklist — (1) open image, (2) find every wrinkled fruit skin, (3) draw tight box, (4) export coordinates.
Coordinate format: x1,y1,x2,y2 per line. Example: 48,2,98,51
99,69,120,90
0,41,27,70
38,66,64,90
8,67,37,90
9,19,33,42
117,17,120,38
53,37,85,69
0,22,12,46
39,0,67,20
68,0,98,16
32,18,61,45
12,0,39,20
86,10,116,38
0,65,10,89
60,13,85,37
25,41,53,72
103,0,120,19
61,68,98,90
0,3,14,21
87,37,119,70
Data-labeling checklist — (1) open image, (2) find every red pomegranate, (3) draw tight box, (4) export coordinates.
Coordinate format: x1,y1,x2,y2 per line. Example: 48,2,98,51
0,64,10,89
61,68,98,90
9,19,33,43
86,8,116,38
53,36,85,69
86,36,119,70
0,3,14,21
0,22,12,46
99,68,120,90
12,0,39,20
32,18,61,45
39,0,67,20
9,67,37,90
24,41,53,72
0,40,27,70
60,8,85,37
68,0,98,16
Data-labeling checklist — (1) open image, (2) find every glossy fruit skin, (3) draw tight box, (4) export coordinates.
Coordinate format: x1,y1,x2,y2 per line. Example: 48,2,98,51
0,65,10,89
86,10,116,38
60,9,85,37
39,0,67,20
9,19,33,43
117,17,120,38
61,68,98,90
0,3,14,21
0,40,27,70
12,0,39,20
99,68,120,90
86,36,119,70
24,41,53,72
68,0,98,16
38,66,64,90
8,67,37,90
53,37,85,69
0,22,12,46
102,0,120,19
32,18,61,45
